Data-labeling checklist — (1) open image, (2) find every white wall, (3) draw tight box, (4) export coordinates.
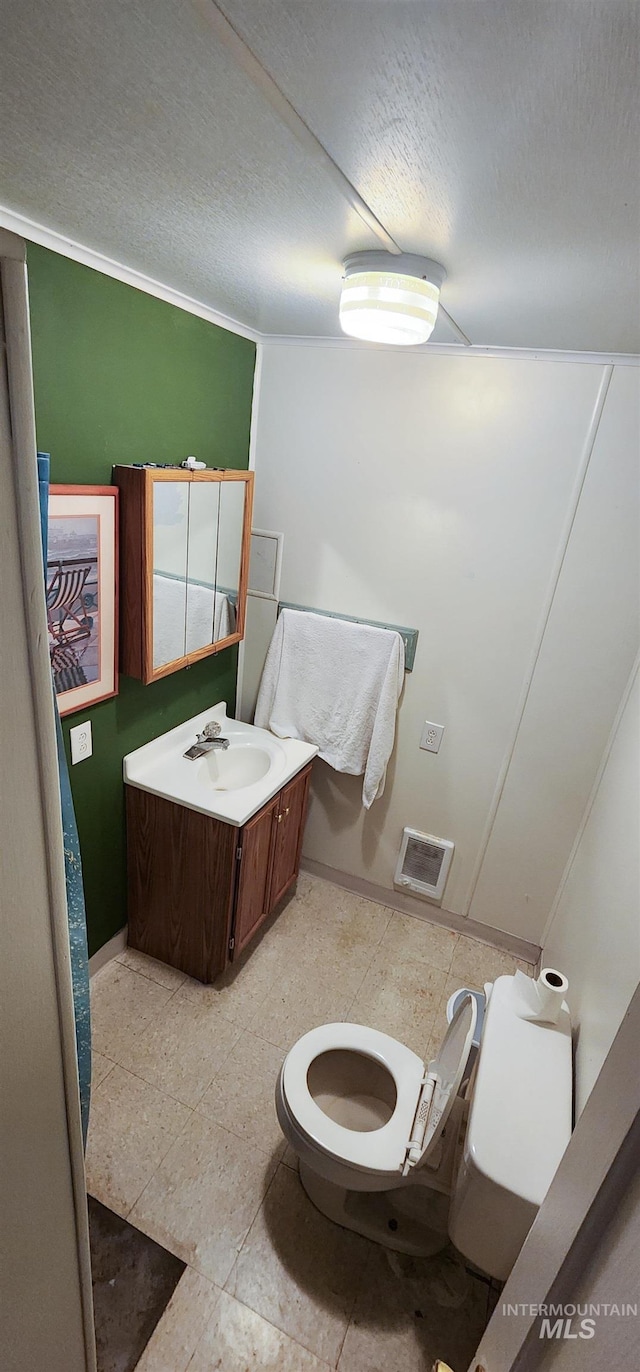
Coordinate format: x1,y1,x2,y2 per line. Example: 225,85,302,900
543,663,640,1117
468,365,640,936
250,343,639,944
240,592,278,722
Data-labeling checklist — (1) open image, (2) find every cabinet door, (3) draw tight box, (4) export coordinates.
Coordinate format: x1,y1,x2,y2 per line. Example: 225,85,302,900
268,765,313,912
232,796,279,959
185,480,220,655
152,479,189,671
126,787,237,983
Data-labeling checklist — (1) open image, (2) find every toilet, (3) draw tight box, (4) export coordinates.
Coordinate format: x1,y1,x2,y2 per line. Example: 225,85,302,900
276,974,572,1281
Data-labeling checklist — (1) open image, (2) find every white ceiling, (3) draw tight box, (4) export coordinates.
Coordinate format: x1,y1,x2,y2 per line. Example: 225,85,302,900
1,0,638,350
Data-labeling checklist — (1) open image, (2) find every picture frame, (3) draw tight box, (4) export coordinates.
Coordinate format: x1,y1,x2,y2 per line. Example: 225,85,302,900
47,485,119,715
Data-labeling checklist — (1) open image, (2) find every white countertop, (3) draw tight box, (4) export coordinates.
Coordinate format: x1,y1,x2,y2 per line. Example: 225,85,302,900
123,702,318,828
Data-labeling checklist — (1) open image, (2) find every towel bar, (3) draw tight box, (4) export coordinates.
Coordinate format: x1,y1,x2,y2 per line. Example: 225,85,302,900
277,602,418,672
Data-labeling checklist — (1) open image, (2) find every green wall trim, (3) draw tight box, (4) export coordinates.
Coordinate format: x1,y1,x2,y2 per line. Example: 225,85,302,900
28,243,256,956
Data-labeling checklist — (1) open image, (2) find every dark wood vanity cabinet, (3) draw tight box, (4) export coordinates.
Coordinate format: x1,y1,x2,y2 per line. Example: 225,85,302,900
126,762,312,983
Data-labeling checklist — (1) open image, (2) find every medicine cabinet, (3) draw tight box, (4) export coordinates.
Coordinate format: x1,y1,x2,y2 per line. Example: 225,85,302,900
114,466,254,683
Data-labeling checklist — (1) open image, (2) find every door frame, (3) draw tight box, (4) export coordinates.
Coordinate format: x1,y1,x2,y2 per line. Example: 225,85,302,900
0,228,96,1371
469,983,640,1370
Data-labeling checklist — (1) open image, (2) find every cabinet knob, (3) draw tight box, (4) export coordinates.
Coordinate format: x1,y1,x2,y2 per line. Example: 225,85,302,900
285,807,290,815
277,813,282,823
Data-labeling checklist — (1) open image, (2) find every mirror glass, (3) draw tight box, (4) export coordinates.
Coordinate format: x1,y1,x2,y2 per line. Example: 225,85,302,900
151,476,247,671
215,482,246,640
185,482,221,653
152,482,189,668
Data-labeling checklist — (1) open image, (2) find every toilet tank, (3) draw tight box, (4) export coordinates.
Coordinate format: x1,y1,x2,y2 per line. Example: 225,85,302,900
448,973,572,1281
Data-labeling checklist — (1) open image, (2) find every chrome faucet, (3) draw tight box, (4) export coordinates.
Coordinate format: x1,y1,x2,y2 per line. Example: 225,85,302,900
183,720,230,760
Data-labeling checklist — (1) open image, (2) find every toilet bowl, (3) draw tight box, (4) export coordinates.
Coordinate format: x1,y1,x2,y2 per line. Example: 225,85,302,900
276,1005,476,1193
276,974,573,1279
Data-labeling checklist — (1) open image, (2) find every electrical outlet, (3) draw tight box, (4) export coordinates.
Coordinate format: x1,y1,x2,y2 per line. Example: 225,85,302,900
420,720,444,753
70,720,92,764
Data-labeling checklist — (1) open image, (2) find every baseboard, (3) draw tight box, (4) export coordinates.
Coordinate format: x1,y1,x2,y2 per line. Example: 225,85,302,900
87,877,540,972
89,926,128,978
300,858,540,964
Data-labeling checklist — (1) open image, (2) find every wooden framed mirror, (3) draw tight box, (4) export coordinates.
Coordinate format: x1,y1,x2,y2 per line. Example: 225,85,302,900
114,466,253,683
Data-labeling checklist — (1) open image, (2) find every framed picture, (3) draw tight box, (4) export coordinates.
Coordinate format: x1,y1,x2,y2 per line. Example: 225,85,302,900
47,485,119,715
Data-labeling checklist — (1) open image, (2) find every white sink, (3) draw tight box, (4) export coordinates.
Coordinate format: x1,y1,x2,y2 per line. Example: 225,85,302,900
198,743,272,792
123,703,318,828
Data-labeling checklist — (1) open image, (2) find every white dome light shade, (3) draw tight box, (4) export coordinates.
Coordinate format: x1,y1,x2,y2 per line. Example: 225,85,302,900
339,252,447,347
340,271,439,345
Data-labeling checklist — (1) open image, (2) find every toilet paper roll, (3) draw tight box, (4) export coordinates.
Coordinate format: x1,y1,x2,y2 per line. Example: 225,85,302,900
513,967,569,1025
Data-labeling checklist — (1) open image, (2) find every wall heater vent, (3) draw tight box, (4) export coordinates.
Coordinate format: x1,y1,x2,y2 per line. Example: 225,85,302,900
394,828,454,905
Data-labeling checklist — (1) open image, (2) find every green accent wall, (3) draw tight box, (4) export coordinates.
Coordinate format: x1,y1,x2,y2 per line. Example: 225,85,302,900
28,243,256,957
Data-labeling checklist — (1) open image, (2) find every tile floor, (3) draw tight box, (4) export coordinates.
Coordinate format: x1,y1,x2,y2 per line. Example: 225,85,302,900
87,872,528,1371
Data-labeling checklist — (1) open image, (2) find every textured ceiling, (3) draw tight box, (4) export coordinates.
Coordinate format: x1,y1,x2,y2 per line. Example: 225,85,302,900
1,0,638,349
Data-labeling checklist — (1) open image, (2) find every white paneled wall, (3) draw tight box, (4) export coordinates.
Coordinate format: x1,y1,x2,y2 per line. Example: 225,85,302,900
543,663,640,1116
239,593,278,722
468,365,640,936
250,343,639,944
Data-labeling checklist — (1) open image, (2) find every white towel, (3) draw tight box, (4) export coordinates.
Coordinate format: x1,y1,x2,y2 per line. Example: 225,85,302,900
255,609,404,808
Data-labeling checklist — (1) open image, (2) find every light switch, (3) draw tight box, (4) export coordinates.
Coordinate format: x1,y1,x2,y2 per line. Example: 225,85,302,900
70,720,92,764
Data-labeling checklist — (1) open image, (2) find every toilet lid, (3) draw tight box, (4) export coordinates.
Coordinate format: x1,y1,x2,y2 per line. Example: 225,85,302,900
404,993,478,1174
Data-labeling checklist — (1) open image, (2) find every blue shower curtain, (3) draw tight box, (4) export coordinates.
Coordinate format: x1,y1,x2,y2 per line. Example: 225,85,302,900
38,452,91,1145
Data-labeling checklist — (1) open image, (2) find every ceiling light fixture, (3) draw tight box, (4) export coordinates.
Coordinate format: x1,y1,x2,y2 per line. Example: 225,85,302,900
339,251,447,346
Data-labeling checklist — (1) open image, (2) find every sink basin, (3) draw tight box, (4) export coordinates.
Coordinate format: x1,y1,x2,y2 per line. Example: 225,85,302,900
198,744,272,792
123,702,318,828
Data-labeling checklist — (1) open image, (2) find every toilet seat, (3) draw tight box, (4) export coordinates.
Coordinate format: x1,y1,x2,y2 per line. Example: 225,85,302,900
280,998,478,1181
281,1022,425,1176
